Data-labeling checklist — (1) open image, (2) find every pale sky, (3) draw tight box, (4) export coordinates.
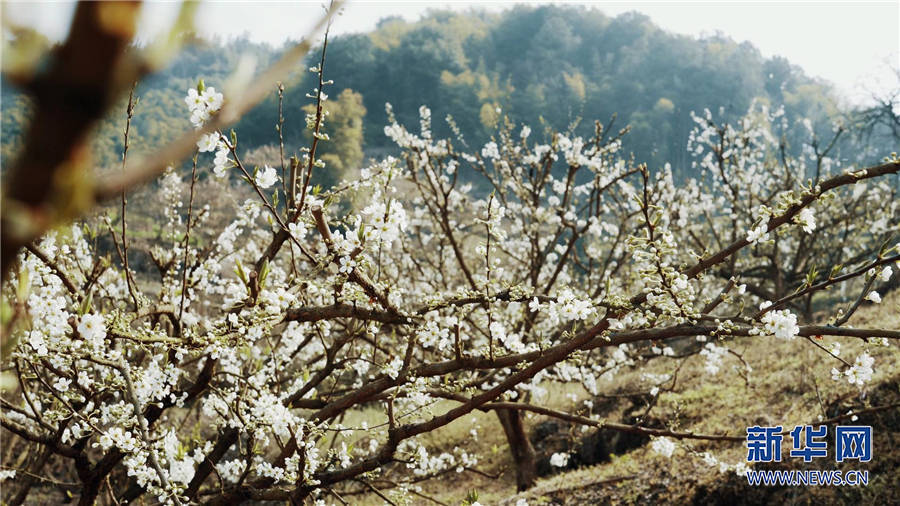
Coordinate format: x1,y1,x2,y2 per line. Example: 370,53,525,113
3,1,898,106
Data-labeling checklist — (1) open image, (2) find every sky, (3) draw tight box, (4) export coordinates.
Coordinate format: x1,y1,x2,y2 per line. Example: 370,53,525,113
2,1,898,106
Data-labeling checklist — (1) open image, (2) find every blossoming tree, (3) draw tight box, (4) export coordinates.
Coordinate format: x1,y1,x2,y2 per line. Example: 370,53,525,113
1,3,899,504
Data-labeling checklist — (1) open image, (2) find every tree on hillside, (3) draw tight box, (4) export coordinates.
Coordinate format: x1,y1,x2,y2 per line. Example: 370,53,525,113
1,5,873,179
303,88,367,176
852,67,900,151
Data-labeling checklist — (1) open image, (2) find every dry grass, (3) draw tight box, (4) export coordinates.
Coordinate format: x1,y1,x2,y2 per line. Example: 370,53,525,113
499,290,900,506
344,289,899,505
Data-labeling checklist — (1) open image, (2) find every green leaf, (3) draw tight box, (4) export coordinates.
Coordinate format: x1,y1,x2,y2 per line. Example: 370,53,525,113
0,298,13,327
259,258,270,287
805,266,818,287
80,291,93,316
16,269,30,301
830,264,844,279
234,259,248,285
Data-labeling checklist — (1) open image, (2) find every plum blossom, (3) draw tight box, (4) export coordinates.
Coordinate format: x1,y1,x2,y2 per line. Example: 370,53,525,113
197,132,220,153
185,85,224,128
382,357,403,379
549,452,569,467
746,223,769,243
184,88,204,111
52,377,71,392
481,141,500,160
213,147,230,177
832,352,875,386
255,165,279,189
360,195,408,247
203,87,224,111
793,207,816,233
77,313,107,348
416,321,451,350
97,427,139,453
338,256,356,274
699,343,728,375
288,221,307,240
847,352,875,386
544,288,594,325
759,305,799,340
216,460,246,484
169,459,196,484
651,437,676,457
864,291,881,304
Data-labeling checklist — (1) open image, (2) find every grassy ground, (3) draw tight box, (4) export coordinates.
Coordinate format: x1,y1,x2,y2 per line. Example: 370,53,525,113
352,290,900,505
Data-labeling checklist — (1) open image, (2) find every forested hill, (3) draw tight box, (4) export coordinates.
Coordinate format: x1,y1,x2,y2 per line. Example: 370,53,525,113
265,6,841,171
2,5,852,179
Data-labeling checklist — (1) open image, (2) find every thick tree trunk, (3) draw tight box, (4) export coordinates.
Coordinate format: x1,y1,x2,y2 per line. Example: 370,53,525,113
496,408,537,491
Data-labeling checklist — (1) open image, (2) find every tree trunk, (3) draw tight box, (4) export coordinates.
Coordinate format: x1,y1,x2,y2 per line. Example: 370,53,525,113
496,408,537,491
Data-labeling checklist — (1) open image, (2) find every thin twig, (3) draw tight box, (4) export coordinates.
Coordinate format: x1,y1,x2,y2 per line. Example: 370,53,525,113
178,154,199,327
120,82,140,308
297,18,332,216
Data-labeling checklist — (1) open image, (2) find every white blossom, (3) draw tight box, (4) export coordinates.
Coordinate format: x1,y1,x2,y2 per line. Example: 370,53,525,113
794,207,816,233
846,352,875,386
185,85,224,128
699,343,728,374
746,224,769,243
213,147,230,177
52,377,71,392
382,357,403,379
760,305,799,340
338,256,356,274
255,165,279,189
651,437,676,458
197,132,220,153
481,141,500,160
549,452,569,467
77,313,107,349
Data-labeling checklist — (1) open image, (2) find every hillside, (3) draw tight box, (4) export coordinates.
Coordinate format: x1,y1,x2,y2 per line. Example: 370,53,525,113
1,5,869,182
1,4,898,503
344,292,900,504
